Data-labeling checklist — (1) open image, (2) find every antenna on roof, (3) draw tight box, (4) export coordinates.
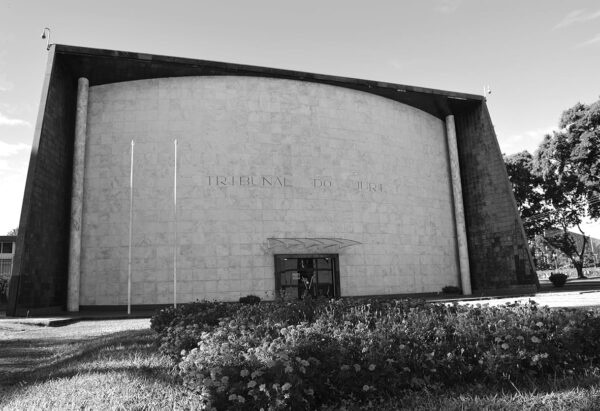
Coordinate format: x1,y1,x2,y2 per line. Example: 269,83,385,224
41,27,51,51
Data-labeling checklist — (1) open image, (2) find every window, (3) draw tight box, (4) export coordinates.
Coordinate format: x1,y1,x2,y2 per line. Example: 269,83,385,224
0,259,12,277
1,242,13,254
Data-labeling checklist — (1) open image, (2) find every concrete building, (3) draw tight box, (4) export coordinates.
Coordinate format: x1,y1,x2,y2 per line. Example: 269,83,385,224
8,45,537,315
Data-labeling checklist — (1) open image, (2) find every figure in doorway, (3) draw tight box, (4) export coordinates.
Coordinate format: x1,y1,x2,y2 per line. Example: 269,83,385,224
297,258,316,299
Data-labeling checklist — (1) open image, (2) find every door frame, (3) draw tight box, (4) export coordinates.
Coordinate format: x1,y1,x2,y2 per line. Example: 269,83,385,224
273,254,341,299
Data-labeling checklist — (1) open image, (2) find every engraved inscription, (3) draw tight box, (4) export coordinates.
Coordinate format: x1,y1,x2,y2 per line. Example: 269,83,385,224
206,174,384,193
313,178,332,188
208,175,292,187
355,181,383,192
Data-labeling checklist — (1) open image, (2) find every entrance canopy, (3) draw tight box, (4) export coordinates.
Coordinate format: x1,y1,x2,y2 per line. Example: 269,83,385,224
267,237,362,250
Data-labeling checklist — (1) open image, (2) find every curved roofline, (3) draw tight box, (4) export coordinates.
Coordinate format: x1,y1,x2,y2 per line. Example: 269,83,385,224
51,44,483,120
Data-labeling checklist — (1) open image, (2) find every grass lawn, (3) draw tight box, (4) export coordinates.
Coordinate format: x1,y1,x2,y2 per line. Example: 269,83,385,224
0,317,598,410
0,319,205,410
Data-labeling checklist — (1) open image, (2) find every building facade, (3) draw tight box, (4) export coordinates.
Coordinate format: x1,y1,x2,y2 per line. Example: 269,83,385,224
8,45,537,315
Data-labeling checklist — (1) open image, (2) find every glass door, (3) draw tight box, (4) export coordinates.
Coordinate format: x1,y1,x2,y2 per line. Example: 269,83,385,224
274,255,339,300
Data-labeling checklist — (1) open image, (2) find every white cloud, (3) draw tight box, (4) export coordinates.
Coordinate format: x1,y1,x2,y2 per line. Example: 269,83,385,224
434,0,463,13
499,126,556,155
0,76,12,92
0,141,30,233
554,9,600,29
0,172,26,235
0,112,31,127
577,33,600,48
0,141,31,157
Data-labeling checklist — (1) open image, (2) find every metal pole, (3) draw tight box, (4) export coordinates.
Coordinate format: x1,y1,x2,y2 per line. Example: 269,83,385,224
128,140,134,315
174,140,177,308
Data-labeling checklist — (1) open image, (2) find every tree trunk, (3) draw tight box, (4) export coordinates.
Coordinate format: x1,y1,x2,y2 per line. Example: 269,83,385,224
575,224,588,279
574,260,585,278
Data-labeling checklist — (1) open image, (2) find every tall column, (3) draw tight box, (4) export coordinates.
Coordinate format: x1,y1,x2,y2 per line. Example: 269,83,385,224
445,115,472,295
68,77,89,312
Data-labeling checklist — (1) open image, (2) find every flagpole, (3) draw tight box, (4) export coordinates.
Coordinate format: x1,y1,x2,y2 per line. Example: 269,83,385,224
128,140,134,315
173,139,177,308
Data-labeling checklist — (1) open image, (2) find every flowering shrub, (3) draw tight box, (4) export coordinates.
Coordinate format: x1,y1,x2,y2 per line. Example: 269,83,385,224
152,299,320,360
151,301,238,359
150,301,229,334
549,272,568,287
442,285,461,294
154,299,600,410
239,295,261,305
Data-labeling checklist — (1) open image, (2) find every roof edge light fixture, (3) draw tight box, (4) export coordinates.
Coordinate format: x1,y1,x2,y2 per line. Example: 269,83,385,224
483,85,492,98
41,27,51,51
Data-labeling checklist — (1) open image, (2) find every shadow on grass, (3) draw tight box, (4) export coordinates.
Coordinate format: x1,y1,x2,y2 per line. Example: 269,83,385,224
0,329,176,387
0,328,205,410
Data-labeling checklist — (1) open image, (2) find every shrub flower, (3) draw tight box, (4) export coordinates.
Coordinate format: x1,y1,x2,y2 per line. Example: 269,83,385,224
162,298,600,410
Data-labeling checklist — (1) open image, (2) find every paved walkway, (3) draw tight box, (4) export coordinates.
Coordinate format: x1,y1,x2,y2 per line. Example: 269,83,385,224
1,278,599,327
456,289,600,308
452,277,600,308
0,309,154,328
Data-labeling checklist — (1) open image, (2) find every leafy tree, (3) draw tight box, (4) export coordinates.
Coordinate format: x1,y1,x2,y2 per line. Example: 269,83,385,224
531,99,600,278
6,228,18,236
505,98,600,278
557,99,600,219
504,151,547,236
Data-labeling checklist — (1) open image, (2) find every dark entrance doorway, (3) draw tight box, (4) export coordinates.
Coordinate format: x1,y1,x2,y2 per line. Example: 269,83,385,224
274,255,340,300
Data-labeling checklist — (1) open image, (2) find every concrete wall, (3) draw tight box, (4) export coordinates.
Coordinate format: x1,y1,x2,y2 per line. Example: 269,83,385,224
80,76,460,305
8,52,76,315
454,104,537,291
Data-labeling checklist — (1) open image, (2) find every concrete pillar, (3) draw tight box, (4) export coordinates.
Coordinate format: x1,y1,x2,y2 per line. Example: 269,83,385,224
68,77,89,312
445,115,472,295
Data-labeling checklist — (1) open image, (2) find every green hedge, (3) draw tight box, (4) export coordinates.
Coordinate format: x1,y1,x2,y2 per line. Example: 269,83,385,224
152,299,600,410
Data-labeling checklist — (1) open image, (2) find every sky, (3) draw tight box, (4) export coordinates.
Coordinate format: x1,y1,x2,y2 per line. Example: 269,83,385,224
0,0,599,237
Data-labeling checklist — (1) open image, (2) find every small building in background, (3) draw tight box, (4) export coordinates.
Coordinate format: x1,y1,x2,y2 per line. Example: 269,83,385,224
0,235,16,305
